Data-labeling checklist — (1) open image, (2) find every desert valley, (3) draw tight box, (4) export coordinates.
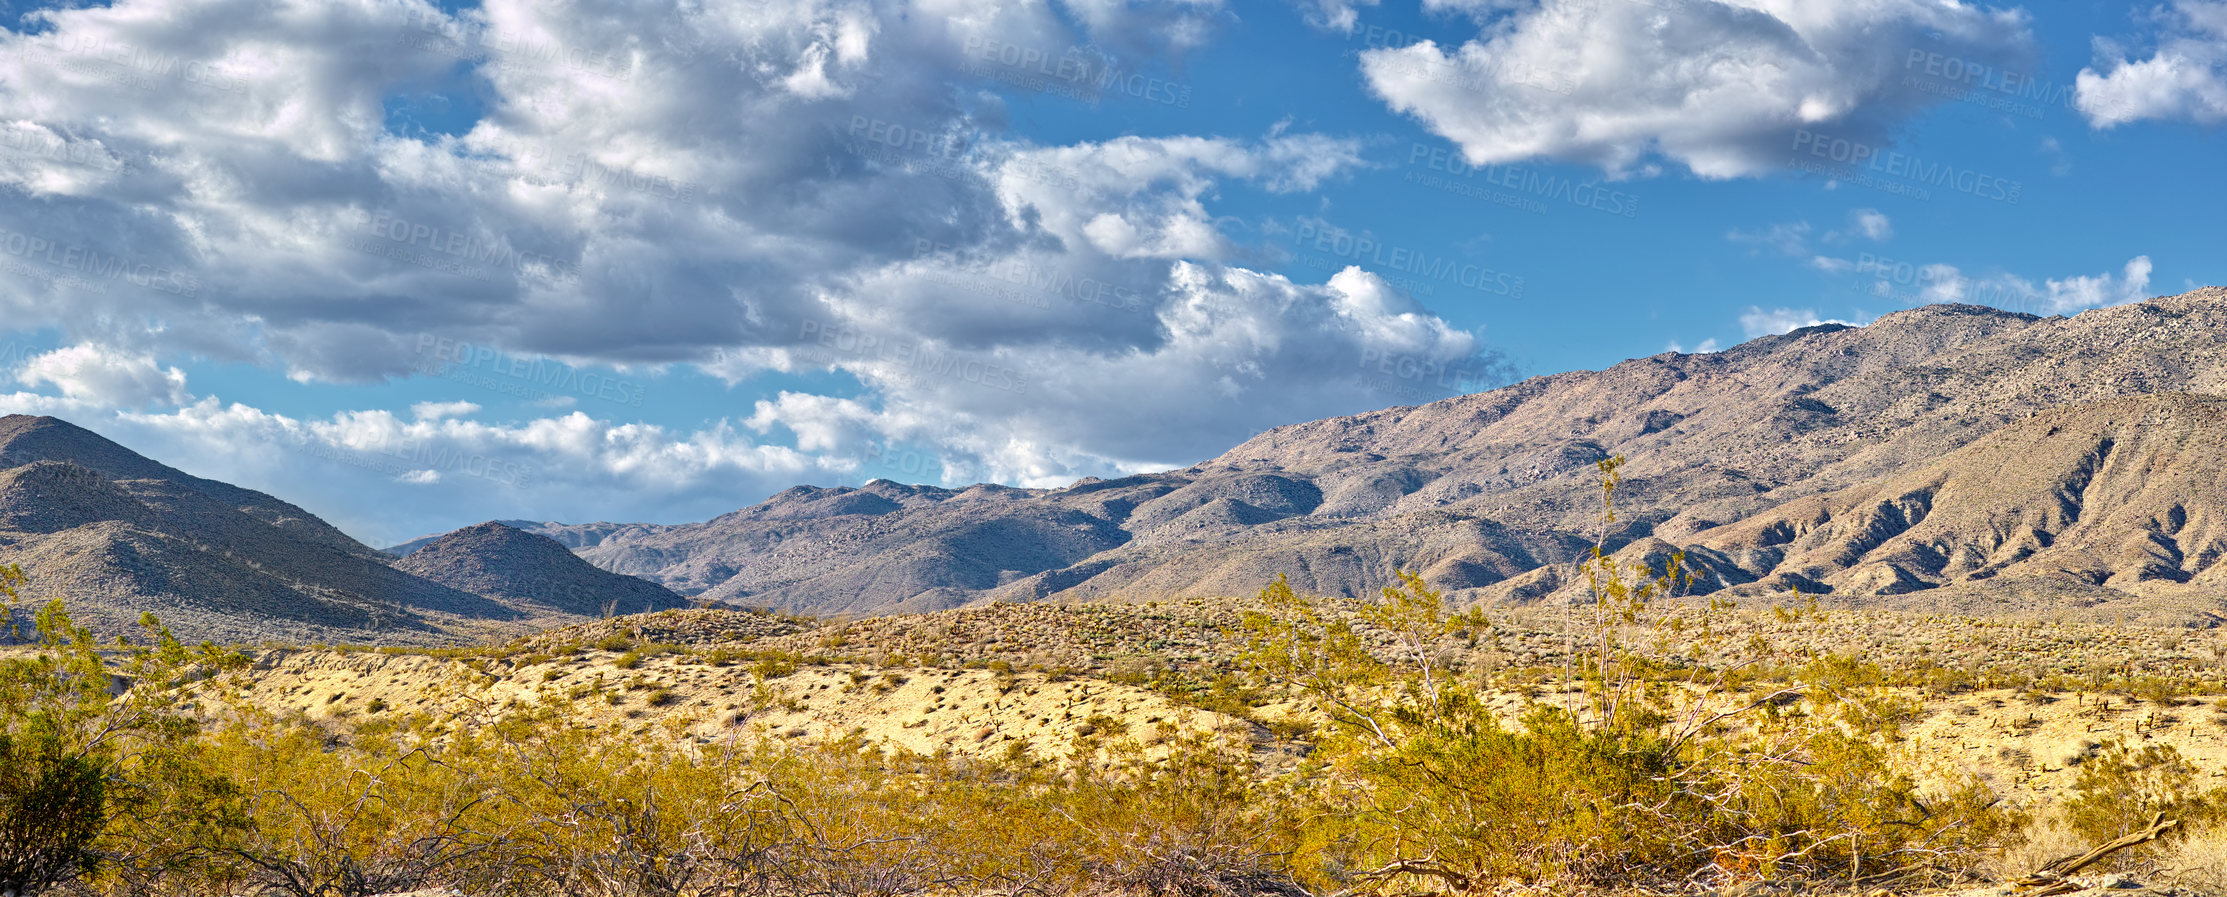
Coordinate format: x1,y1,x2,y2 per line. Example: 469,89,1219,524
11,291,2227,895
5,0,2225,892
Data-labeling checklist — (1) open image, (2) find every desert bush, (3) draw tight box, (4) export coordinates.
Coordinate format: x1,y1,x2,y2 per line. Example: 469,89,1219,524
185,719,501,897
0,729,107,893
2062,740,2227,864
0,569,246,897
1240,459,2018,894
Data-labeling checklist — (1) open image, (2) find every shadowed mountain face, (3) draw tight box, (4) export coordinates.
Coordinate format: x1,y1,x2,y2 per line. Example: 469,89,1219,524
0,416,520,645
507,287,2227,619
0,417,696,645
383,520,543,557
0,413,366,554
393,522,689,617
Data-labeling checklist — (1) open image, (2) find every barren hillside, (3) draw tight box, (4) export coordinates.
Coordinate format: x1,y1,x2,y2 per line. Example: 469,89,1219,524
492,288,2227,619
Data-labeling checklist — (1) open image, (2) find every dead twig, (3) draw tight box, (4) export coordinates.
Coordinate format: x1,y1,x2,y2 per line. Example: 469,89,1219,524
2014,812,2181,891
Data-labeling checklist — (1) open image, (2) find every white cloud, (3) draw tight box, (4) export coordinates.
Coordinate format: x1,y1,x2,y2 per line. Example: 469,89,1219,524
752,262,1507,482
1730,216,1882,271
2077,1,2227,127
1667,338,1720,354
745,393,883,453
1360,0,2034,178
1740,307,1855,338
0,394,841,547
1853,255,2155,316
2040,256,2156,312
1842,209,1891,242
0,0,1278,383
987,132,1364,262
1290,0,1379,32
1734,208,1892,278
2039,136,2073,177
0,0,1485,510
15,345,189,408
1728,221,1814,257
411,400,480,421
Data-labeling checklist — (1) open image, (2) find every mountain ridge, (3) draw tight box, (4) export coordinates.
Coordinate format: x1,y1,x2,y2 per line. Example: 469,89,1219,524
0,417,676,644
518,288,2227,619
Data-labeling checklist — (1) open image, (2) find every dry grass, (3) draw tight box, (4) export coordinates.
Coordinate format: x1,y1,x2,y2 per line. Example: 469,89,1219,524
2152,825,2227,895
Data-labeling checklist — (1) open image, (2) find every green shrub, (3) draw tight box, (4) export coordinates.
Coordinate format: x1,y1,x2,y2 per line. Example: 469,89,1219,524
0,731,108,894
2064,740,2226,861
1240,461,2019,892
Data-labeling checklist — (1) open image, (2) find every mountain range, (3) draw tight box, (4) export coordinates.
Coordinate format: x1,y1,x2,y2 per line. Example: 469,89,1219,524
13,288,2227,644
389,287,2227,623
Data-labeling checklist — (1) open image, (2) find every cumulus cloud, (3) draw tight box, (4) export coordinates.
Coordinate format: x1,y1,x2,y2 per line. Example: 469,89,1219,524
0,393,842,547
1844,255,2155,317
1740,307,1856,338
1922,256,2155,316
0,0,1479,511
2077,1,2227,127
2038,256,2157,312
1359,0,2034,178
749,263,1506,482
15,345,190,408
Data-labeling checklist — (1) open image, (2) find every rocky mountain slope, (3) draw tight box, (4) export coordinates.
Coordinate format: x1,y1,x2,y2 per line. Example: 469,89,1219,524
0,416,521,644
1655,393,2227,616
530,287,2227,618
393,522,690,617
0,417,681,644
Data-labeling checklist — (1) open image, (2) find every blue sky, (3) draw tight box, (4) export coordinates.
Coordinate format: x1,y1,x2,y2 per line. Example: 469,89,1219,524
0,0,2220,546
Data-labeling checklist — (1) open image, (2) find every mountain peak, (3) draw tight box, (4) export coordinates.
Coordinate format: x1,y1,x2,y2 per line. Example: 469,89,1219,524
396,521,688,617
0,414,374,556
